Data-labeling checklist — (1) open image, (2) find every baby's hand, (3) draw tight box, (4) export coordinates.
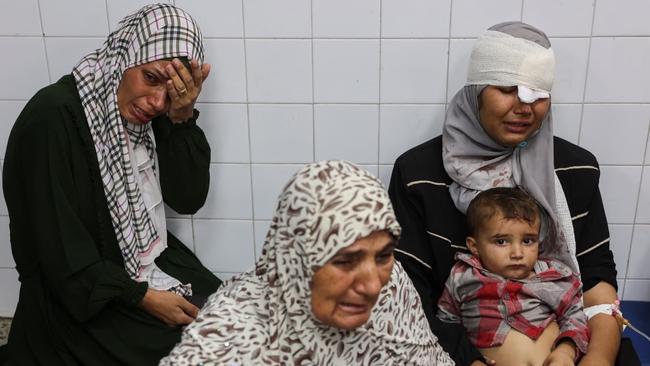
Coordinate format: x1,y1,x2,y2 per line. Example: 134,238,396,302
543,341,576,366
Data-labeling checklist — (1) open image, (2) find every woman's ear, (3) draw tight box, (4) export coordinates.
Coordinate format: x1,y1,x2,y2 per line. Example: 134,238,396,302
466,237,479,257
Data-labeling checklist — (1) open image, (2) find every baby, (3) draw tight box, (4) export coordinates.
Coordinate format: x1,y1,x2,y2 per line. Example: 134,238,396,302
437,187,589,366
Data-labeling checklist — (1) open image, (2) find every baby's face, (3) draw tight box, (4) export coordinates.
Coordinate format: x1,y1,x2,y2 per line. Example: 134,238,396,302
468,214,540,280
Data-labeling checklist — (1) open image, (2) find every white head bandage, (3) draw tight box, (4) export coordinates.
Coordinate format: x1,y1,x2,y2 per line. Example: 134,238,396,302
467,30,555,96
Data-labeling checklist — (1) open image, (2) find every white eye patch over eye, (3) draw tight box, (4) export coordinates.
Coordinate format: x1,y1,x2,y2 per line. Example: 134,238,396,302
517,85,549,103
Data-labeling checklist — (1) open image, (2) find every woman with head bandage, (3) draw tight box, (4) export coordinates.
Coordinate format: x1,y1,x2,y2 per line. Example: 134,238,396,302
389,22,624,365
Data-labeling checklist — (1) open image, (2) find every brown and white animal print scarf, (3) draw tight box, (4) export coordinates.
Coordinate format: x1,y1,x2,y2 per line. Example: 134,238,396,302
161,161,454,365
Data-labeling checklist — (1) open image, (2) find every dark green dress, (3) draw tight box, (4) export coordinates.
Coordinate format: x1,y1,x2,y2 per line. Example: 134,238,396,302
2,75,221,365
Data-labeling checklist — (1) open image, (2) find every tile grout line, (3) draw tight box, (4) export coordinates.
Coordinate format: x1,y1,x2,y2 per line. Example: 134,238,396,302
377,0,383,167
240,0,259,261
576,0,598,147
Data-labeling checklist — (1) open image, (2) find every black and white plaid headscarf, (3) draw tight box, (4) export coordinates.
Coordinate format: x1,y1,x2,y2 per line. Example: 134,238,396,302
72,4,204,294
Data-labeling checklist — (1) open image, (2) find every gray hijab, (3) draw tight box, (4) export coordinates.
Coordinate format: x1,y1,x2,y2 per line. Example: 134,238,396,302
443,22,568,264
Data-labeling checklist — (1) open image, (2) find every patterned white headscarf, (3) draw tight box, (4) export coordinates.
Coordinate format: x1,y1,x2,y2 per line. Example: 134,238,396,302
72,4,204,294
161,161,454,365
443,22,577,272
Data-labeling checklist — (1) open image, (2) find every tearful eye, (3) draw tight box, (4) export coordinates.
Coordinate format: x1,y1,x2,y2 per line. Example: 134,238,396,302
144,72,157,83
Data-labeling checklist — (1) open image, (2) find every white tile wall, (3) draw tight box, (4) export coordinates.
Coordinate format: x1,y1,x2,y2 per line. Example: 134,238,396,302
585,37,650,103
636,168,650,224
551,104,581,145
44,38,105,80
2,0,650,315
626,225,650,279
609,224,634,278
550,38,590,103
0,217,13,268
381,0,451,38
599,166,643,224
313,40,380,103
249,104,313,163
176,0,243,38
450,0,522,37
0,38,49,100
313,0,380,38
314,104,379,164
245,39,312,103
194,219,255,272
0,0,41,36
580,105,650,165
380,40,448,103
593,0,650,36
39,0,109,36
243,0,311,38
522,0,594,37
201,39,247,103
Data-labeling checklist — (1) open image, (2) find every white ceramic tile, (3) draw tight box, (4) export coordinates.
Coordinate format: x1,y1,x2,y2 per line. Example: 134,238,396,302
580,105,650,165
0,38,49,100
195,103,249,163
381,0,451,38
623,280,650,301
379,104,446,164
313,40,380,103
194,219,255,272
0,0,41,35
194,164,252,219
45,38,104,80
551,104,581,145
166,218,194,252
599,166,642,224
608,224,634,278
40,0,108,36
378,165,394,190
450,0,522,38
175,0,243,37
200,39,247,103
249,104,313,163
253,220,271,259
0,269,19,316
446,39,475,101
313,0,380,38
522,0,594,37
251,164,303,220
243,0,310,38
106,0,173,31
593,0,650,36
646,134,650,164
635,169,650,223
0,101,26,161
314,105,379,164
245,40,312,103
585,38,650,103
0,217,12,268
381,40,448,103
550,38,589,103
626,225,650,279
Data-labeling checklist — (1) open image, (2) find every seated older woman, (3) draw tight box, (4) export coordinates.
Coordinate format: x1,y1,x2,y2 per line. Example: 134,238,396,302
161,160,454,365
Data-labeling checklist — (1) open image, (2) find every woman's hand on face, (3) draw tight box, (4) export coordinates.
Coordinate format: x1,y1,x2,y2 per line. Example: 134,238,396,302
139,288,200,327
166,58,211,123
